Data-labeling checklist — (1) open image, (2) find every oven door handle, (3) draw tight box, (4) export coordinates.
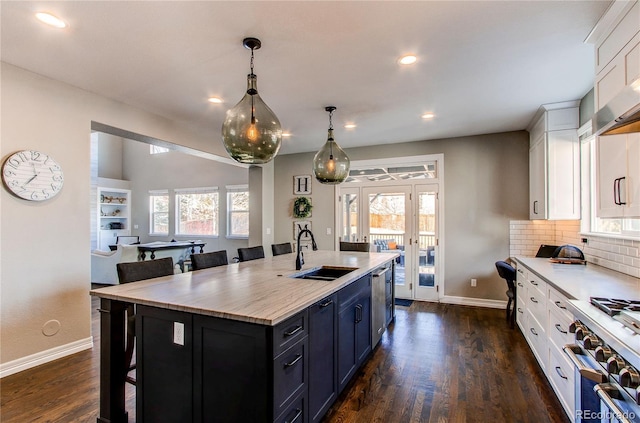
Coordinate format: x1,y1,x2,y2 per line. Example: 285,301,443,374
563,344,607,383
594,383,634,423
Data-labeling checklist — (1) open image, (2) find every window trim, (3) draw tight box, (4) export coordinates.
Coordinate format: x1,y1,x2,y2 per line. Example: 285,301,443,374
175,187,219,238
149,190,169,236
226,185,249,239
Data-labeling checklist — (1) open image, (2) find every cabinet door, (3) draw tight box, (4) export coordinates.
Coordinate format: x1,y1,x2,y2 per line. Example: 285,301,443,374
547,130,580,219
337,301,357,393
308,295,337,423
529,136,547,219
137,306,193,423
355,294,372,366
597,134,628,217
626,133,640,217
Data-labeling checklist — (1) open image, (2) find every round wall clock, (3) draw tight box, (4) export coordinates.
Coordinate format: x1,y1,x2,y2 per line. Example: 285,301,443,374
2,150,64,201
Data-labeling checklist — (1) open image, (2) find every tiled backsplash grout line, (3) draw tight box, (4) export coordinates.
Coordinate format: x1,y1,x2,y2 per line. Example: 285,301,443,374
509,220,639,278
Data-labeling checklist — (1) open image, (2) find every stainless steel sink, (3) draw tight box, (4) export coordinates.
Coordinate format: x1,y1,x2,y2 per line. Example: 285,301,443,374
290,266,357,281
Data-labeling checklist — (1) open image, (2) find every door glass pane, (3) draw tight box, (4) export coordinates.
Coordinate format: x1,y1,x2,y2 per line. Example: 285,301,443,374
341,192,359,242
418,192,436,287
368,193,406,289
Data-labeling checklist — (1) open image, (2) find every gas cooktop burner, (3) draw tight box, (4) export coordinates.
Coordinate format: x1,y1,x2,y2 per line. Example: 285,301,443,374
590,297,640,316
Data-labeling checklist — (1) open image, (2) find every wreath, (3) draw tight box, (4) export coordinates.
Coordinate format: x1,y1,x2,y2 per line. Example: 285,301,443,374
293,197,312,218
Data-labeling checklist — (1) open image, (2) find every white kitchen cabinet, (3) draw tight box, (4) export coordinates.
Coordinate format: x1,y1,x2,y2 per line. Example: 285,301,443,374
528,105,580,220
597,132,640,217
591,1,640,218
97,187,131,251
514,260,576,423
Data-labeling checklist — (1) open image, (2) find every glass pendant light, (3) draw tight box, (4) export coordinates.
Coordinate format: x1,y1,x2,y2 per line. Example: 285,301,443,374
313,106,350,184
222,37,282,164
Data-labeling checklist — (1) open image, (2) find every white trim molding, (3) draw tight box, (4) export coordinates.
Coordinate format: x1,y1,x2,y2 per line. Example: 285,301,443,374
0,337,93,378
440,296,507,310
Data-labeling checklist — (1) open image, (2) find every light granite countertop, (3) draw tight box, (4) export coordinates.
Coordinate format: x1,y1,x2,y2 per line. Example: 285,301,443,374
91,250,398,326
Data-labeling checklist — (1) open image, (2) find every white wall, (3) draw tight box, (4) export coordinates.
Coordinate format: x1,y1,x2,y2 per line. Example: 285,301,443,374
273,131,530,302
0,63,234,373
122,138,249,258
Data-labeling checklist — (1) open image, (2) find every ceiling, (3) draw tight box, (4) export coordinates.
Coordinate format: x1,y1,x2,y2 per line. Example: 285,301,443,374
1,1,611,156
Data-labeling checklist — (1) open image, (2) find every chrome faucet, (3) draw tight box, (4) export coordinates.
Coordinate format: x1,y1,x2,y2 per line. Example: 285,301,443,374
296,228,318,270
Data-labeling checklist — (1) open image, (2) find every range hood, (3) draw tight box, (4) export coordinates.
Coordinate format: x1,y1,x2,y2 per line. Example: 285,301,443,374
593,80,640,136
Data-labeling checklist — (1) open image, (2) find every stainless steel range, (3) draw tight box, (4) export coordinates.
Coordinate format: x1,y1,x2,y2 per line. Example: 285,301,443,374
565,297,640,423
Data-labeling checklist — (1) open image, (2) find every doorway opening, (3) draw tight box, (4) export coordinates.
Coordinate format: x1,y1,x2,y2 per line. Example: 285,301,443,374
336,155,444,302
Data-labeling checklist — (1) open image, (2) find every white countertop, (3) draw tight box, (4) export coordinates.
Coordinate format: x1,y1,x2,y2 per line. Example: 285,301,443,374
514,257,640,369
91,250,398,326
514,257,640,301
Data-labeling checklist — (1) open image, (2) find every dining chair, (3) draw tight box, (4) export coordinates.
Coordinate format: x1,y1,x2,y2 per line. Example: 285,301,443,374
339,241,370,252
237,246,265,262
495,260,516,328
116,257,175,385
190,250,228,270
271,242,293,256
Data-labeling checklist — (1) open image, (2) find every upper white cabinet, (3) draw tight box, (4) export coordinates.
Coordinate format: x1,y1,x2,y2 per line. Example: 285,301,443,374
528,105,580,220
593,1,639,109
589,0,640,218
597,133,640,217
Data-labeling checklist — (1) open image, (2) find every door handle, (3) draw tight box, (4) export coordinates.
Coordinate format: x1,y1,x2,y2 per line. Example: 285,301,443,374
533,200,538,214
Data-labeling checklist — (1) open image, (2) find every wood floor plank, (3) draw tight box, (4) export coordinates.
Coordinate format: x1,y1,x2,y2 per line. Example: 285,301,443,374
0,296,568,422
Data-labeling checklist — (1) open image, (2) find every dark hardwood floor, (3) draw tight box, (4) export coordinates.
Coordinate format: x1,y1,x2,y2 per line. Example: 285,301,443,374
0,296,568,423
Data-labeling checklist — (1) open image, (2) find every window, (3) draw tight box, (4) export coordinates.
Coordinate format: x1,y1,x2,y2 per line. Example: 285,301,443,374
227,186,249,238
149,190,169,235
175,188,218,236
150,145,169,154
581,136,640,238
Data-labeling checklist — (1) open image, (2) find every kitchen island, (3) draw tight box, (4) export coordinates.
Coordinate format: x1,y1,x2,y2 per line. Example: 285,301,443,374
91,250,397,423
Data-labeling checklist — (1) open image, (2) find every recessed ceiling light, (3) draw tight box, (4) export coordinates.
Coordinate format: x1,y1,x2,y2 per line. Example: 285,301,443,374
398,55,417,65
421,113,435,119
35,12,67,28
208,97,223,104
344,123,357,129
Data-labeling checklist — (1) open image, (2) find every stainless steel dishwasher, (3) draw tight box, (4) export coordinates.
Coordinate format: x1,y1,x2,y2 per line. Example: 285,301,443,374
372,265,390,347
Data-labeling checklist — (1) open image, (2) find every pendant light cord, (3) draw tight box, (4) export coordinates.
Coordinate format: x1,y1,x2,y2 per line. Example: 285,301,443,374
328,109,334,159
249,47,256,124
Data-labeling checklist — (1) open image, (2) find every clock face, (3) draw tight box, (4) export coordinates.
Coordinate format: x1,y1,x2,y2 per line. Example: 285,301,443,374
2,150,64,201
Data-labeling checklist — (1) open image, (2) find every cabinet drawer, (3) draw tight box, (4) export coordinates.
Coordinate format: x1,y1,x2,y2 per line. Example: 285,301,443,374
527,273,546,298
526,309,548,371
548,287,573,322
273,338,307,419
516,267,527,290
548,305,574,353
527,288,547,331
516,297,527,333
273,310,308,357
274,391,305,423
548,344,575,421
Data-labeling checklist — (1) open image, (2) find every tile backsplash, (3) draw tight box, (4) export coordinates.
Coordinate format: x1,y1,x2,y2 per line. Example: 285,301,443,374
509,220,640,278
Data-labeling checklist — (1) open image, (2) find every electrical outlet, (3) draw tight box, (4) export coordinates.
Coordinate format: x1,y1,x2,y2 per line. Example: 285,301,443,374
471,278,477,287
173,322,184,346
326,227,332,235
581,237,588,244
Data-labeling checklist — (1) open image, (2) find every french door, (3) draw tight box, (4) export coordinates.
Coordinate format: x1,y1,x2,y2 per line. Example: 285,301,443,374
363,186,413,298
414,184,439,301
339,184,440,301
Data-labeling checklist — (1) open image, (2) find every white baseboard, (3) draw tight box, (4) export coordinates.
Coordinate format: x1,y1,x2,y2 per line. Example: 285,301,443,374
0,337,94,378
439,295,507,309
